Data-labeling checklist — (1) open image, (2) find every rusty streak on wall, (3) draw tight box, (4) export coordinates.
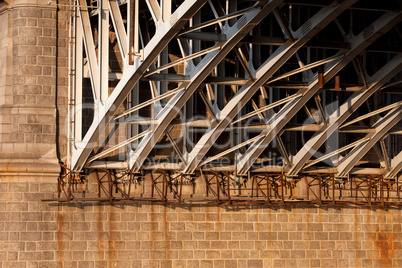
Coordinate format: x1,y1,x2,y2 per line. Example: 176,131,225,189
1,180,402,267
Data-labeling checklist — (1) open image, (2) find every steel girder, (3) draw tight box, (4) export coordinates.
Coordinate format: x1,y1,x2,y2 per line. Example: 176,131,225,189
182,0,357,174
386,152,402,178
128,0,283,172
236,11,402,175
336,106,402,178
70,0,208,171
68,0,402,180
288,53,402,177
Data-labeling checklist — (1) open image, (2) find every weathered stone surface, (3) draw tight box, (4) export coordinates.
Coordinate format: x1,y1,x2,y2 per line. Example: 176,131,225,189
0,1,61,177
1,176,401,267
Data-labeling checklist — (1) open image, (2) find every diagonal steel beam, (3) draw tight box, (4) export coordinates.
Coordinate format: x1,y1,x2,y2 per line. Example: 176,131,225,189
336,106,402,178
146,0,161,23
236,11,402,175
303,138,370,169
144,45,221,76
77,0,99,100
380,138,391,170
178,6,257,36
182,0,358,174
200,134,267,167
88,131,150,163
231,93,302,125
288,53,402,176
341,100,402,128
70,0,208,171
128,0,283,172
109,0,128,57
385,152,402,179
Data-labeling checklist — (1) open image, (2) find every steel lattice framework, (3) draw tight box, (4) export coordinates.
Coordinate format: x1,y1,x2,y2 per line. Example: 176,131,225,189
63,0,402,204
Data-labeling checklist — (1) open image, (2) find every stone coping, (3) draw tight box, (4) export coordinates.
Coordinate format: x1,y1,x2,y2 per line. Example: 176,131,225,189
0,161,60,180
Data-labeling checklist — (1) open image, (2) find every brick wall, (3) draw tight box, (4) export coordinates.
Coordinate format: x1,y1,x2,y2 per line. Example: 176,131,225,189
0,178,401,268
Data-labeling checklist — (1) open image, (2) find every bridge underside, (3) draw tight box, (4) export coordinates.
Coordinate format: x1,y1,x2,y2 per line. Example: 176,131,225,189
62,0,402,204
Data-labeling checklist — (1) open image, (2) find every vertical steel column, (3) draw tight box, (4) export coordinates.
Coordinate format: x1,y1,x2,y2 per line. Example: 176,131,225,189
98,0,109,104
74,7,83,143
77,0,99,99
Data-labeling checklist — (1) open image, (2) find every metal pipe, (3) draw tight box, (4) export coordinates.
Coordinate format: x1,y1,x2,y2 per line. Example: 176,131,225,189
335,75,341,89
318,66,324,89
67,0,75,170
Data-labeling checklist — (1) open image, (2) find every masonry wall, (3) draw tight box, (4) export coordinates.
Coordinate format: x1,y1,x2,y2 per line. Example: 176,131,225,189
0,0,69,178
0,179,401,268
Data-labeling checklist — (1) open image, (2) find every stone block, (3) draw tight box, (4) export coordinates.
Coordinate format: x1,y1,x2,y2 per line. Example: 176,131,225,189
240,241,254,249
8,183,28,192
12,75,26,85
19,27,42,37
19,252,41,261
19,8,42,18
13,18,27,27
21,232,41,241
291,250,305,258
199,260,212,268
26,36,37,45
21,212,41,221
4,222,26,231
247,260,263,268
3,242,25,251
19,124,42,133
20,65,42,76
178,250,193,259
225,223,242,231
38,19,56,28
42,28,52,37
233,250,249,259
7,252,18,261
224,260,237,268
3,262,27,268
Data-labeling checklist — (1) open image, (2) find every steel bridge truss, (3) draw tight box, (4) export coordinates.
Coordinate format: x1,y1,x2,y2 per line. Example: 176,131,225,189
66,0,402,204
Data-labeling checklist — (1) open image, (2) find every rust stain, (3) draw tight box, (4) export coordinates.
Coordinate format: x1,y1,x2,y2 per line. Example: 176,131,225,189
150,204,156,260
108,209,115,250
56,203,64,267
97,205,103,266
105,205,115,267
163,204,169,254
254,206,260,233
354,206,359,238
306,206,311,257
317,205,322,224
290,205,295,232
205,205,212,232
268,207,272,232
216,206,221,232
205,205,210,222
371,231,394,266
